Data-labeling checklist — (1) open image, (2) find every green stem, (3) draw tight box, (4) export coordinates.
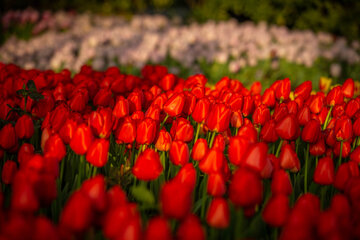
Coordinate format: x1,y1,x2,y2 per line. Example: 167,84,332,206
235,127,239,136
304,144,309,193
322,106,333,130
338,141,343,169
160,114,169,129
320,186,327,210
194,123,201,144
200,174,208,219
273,227,278,240
209,132,216,148
275,140,283,157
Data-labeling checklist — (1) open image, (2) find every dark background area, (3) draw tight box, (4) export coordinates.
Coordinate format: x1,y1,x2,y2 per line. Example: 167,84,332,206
1,0,360,40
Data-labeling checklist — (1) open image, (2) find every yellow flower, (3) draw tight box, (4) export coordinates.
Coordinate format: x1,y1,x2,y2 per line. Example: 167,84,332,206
319,77,332,93
354,81,360,96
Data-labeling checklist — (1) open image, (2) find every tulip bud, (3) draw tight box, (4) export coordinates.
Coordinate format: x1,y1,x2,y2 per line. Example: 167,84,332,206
206,103,231,133
144,217,172,240
86,138,109,167
176,214,205,240
15,114,34,139
155,129,172,152
1,160,17,184
206,198,230,228
169,140,189,166
0,123,17,150
313,157,334,185
191,138,208,161
136,118,156,145
271,169,293,195
70,124,93,155
229,168,263,207
132,149,163,180
262,194,290,227
279,144,300,172
164,93,185,117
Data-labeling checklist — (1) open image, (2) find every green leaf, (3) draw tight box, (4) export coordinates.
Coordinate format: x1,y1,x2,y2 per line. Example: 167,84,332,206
28,91,44,101
16,89,27,96
131,185,155,205
27,80,37,91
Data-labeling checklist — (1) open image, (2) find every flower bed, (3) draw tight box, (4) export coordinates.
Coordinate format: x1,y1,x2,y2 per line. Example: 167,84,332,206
0,62,360,239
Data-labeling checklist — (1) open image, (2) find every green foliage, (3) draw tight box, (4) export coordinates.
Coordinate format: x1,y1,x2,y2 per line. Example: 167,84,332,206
2,0,360,40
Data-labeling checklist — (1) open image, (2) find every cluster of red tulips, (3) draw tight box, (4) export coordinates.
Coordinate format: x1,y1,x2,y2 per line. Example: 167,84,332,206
0,61,360,240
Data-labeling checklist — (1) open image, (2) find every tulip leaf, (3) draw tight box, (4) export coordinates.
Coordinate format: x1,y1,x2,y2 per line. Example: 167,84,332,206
28,91,44,101
16,89,27,96
131,185,155,205
26,80,37,91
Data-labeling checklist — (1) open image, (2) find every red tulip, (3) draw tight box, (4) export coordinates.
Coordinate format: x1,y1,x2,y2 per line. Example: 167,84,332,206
228,93,243,111
334,140,351,158
279,144,300,172
262,88,276,108
275,78,291,101
294,80,312,99
271,169,292,195
326,86,344,107
237,123,258,143
0,123,17,150
136,118,156,145
18,143,35,167
69,88,89,112
206,198,230,229
159,73,176,91
334,117,352,141
161,180,192,219
144,217,172,240
112,96,129,118
273,103,289,122
59,118,77,144
353,117,360,136
1,160,17,184
170,118,194,142
297,105,311,126
103,203,140,239
242,95,254,117
88,107,113,139
229,168,263,207
301,119,321,143
86,138,109,167
309,135,326,156
313,157,335,185
275,114,299,140
70,124,93,155
176,215,205,240
228,136,251,165
114,116,136,144
250,81,262,95
164,93,185,117
206,103,231,133
345,99,360,118
44,134,66,162
132,148,162,180
207,173,226,197
11,177,39,213
60,190,93,232
242,142,268,175
212,134,225,152
128,90,144,113
169,140,189,166
342,78,354,98
309,94,324,114
199,148,225,174
253,104,270,126
80,175,107,212
174,163,197,191
192,97,210,123
334,162,359,191
191,138,208,161
262,194,290,227
155,129,172,152
230,110,244,128
260,120,278,142
15,114,34,139
350,146,360,164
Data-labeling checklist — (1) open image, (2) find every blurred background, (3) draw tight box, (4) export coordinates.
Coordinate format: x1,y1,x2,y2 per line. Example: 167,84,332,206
1,0,360,89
